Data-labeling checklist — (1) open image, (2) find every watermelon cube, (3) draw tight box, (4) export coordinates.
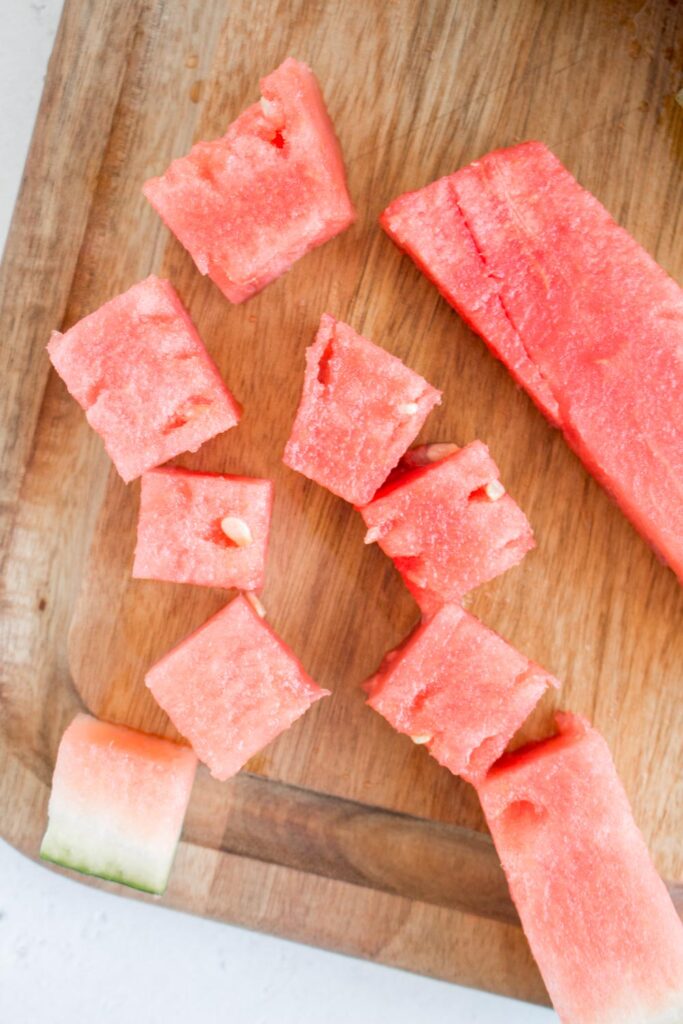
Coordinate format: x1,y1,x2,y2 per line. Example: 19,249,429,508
477,713,683,1024
283,314,441,505
145,594,329,780
133,467,273,590
381,142,683,581
40,714,197,895
47,276,240,482
359,440,535,615
143,59,355,304
365,603,558,783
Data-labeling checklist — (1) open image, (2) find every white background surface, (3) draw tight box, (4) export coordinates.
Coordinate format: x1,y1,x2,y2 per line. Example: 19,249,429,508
0,2,557,1020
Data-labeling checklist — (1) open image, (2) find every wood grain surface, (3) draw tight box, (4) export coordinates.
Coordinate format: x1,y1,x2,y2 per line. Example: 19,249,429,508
2,0,682,1005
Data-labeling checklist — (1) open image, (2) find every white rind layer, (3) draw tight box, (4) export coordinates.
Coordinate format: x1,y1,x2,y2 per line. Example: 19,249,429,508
613,999,683,1024
40,804,178,894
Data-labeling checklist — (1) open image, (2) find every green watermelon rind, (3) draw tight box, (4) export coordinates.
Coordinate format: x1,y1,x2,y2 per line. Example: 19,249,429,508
39,838,170,896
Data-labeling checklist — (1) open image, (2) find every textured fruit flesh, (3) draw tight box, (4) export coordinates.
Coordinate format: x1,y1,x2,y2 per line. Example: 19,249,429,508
40,714,197,895
381,142,683,581
145,595,329,780
143,59,355,303
359,440,534,614
477,714,683,1024
365,603,558,783
283,313,441,505
381,174,560,423
133,467,273,590
47,276,240,482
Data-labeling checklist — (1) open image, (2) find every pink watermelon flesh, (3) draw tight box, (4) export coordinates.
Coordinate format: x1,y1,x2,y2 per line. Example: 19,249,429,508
283,314,441,505
40,714,197,895
477,713,683,1024
143,58,355,304
133,467,273,590
380,173,560,423
145,594,329,781
381,142,683,582
47,276,240,482
359,440,535,615
365,603,558,783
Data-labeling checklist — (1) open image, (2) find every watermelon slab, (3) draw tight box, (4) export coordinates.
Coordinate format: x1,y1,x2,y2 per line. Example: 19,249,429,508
47,276,240,482
40,714,197,895
133,467,273,590
477,713,683,1024
365,603,558,783
143,59,355,304
381,142,683,581
145,594,329,780
359,440,534,615
283,314,441,505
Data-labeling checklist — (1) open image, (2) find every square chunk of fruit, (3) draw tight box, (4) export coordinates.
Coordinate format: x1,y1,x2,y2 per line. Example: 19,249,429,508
143,59,355,304
40,714,197,895
360,440,534,615
47,275,240,482
365,603,558,783
133,467,273,590
146,594,329,780
283,314,441,505
477,714,683,1024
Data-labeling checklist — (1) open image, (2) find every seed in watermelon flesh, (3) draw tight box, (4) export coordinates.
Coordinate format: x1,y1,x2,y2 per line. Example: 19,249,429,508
477,714,683,1024
283,314,441,505
40,714,197,895
359,440,534,615
143,58,355,304
381,142,683,583
47,276,240,482
365,603,558,783
133,467,273,590
145,594,329,781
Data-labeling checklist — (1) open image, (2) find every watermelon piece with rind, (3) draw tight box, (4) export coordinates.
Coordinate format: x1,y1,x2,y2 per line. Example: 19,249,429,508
40,714,197,895
47,276,240,482
145,594,329,780
365,603,558,783
477,713,683,1024
283,314,441,505
359,440,534,615
133,467,273,590
143,58,355,304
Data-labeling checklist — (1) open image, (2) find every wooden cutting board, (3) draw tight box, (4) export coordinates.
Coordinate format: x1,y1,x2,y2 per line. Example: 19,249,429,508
2,0,682,1006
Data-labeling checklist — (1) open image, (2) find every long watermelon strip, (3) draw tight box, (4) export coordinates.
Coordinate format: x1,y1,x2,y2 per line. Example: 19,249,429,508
381,142,683,582
477,713,683,1024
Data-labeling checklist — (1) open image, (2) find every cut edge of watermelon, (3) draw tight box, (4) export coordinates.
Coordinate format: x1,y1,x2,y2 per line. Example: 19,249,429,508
40,714,197,895
379,170,562,427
